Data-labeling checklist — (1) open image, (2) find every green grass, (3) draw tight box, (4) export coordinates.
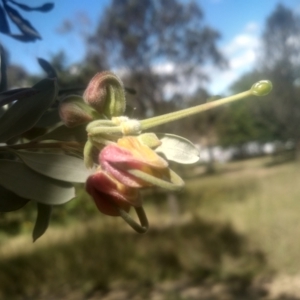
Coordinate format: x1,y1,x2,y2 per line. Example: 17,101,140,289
1,156,300,299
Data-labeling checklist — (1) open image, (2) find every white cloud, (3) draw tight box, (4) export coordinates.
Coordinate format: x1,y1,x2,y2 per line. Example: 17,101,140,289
224,33,260,56
245,22,259,32
206,23,261,95
139,22,262,97
230,49,256,69
152,62,175,74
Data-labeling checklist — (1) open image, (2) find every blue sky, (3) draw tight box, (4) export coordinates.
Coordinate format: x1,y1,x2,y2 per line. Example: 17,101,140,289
1,0,300,94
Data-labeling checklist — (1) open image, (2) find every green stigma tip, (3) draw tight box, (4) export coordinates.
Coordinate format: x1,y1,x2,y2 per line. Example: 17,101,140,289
251,80,273,96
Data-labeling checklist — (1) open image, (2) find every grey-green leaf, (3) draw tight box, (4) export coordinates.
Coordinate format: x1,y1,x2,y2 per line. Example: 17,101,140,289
37,124,87,142
35,108,60,127
0,185,29,212
37,58,57,78
0,78,58,142
155,134,200,164
15,151,91,183
0,160,75,205
33,203,52,242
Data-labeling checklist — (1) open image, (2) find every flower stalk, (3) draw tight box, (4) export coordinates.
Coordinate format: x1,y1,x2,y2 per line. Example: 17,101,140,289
140,80,272,131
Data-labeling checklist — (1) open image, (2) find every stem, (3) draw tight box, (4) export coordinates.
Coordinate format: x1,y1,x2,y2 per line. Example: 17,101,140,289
0,141,84,152
140,90,252,130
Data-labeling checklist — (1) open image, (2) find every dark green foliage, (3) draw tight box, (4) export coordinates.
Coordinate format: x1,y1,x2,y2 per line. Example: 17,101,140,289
217,5,300,149
15,151,90,183
38,57,57,78
0,78,58,142
0,5,9,34
0,0,54,42
0,219,266,299
217,72,276,147
0,45,7,92
259,4,300,144
3,1,41,40
32,203,52,242
0,160,75,205
0,59,86,239
8,1,54,13
0,185,29,212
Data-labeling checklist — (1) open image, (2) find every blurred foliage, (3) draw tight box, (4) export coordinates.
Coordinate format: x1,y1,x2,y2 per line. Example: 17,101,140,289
217,72,276,147
0,219,266,299
0,0,54,42
216,4,300,153
260,4,300,145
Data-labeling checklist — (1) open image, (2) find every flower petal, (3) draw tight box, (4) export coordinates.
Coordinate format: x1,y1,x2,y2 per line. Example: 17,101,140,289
117,136,168,168
86,170,141,216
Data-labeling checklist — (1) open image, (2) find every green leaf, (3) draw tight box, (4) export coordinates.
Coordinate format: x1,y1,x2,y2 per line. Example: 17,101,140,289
37,124,87,142
0,78,58,142
15,151,91,183
37,58,57,78
0,160,75,205
35,108,60,128
33,203,52,242
9,33,37,42
0,185,29,212
155,134,200,164
0,5,10,34
9,1,54,13
0,45,7,92
3,2,41,39
0,88,38,107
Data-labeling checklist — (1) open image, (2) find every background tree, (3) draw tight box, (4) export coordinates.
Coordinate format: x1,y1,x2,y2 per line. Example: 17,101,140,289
216,4,300,158
87,0,226,125
216,72,276,150
258,4,300,150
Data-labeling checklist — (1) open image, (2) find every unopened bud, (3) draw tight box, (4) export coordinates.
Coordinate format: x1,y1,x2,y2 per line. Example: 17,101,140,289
251,80,272,96
59,95,98,128
83,71,126,117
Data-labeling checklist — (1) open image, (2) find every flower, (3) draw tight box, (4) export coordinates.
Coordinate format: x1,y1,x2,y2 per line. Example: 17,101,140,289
86,168,141,216
81,72,272,233
100,136,170,188
86,136,183,219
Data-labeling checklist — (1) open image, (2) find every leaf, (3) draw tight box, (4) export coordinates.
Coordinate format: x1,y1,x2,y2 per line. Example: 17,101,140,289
3,2,41,39
37,124,87,142
0,160,75,205
0,78,58,142
0,185,29,212
9,1,54,13
33,203,52,242
0,44,7,92
15,151,91,183
124,86,136,94
9,33,37,42
35,108,60,128
0,88,38,106
38,58,57,78
155,134,200,164
59,87,85,95
0,5,10,34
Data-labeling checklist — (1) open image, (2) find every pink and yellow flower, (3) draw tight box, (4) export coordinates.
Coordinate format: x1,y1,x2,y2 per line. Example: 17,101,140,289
86,169,141,216
100,136,169,187
86,136,173,216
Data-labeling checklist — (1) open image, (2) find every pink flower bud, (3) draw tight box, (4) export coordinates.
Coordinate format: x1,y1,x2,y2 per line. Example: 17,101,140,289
59,95,98,127
83,71,126,117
